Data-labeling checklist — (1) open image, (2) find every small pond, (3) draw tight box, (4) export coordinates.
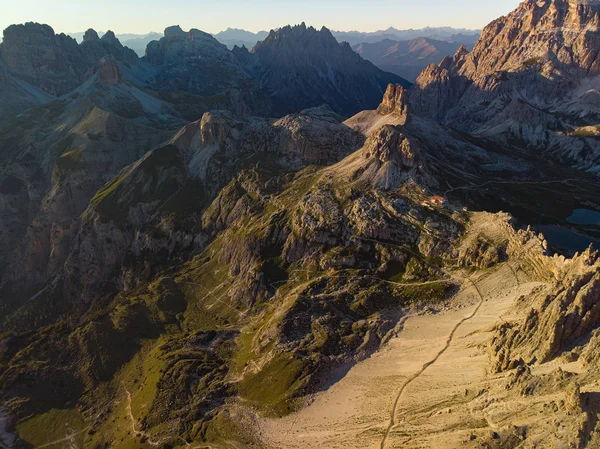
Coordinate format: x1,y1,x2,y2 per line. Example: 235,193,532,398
535,224,600,256
567,209,600,226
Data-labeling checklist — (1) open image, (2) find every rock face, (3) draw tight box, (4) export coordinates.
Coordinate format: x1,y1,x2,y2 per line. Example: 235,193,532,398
394,0,600,174
0,105,362,329
377,83,410,116
0,60,183,319
0,94,470,446
95,55,124,85
145,25,232,65
244,23,411,116
0,21,412,120
491,249,600,371
464,0,600,76
141,23,411,117
355,125,422,189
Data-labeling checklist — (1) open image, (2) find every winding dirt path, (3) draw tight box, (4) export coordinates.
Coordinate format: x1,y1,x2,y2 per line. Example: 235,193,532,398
34,430,87,449
379,278,485,449
443,178,581,196
123,385,166,448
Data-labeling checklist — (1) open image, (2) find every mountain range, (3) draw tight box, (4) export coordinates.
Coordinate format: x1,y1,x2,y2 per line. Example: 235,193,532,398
67,26,481,55
2,1,600,448
332,26,481,46
354,37,475,82
213,28,270,50
211,26,481,49
64,26,480,82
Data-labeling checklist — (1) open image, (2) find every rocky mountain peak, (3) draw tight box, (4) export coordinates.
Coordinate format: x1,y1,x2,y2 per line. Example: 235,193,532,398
0,21,141,97
365,125,417,167
378,83,410,116
231,44,252,64
101,30,118,43
83,28,100,42
254,22,340,52
145,25,230,65
2,22,56,40
454,44,469,60
246,23,409,115
232,44,249,54
164,25,187,39
187,28,214,40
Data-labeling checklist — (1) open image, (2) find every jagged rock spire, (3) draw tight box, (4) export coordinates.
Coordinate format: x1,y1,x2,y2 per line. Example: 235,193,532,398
83,28,99,42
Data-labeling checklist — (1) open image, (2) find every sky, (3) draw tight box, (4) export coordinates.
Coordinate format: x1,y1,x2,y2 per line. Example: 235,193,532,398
1,0,522,36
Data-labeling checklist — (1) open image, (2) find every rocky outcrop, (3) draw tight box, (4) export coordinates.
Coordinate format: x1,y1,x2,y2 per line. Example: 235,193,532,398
377,84,409,116
95,55,124,85
457,237,506,269
491,248,600,372
0,84,174,320
141,22,411,117
272,105,363,167
4,7,600,447
170,107,362,186
360,125,420,187
245,23,411,116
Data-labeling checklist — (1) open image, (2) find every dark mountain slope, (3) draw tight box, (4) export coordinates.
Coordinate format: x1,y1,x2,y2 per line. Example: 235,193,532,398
240,23,411,116
0,61,55,119
0,57,182,318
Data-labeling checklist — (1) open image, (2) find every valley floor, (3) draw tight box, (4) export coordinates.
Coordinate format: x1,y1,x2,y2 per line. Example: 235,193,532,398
259,264,545,449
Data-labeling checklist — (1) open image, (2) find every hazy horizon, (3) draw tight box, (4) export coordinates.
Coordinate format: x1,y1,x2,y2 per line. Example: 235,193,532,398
2,0,521,38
